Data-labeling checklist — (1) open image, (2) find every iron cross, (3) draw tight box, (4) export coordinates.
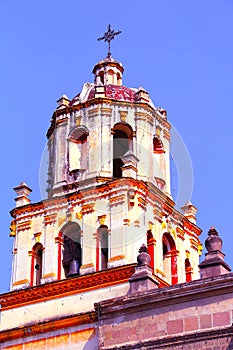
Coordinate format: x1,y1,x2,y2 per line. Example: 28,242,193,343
97,24,122,58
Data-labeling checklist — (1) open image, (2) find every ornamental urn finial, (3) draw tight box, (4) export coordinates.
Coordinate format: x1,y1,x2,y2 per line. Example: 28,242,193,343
205,226,223,252
137,244,151,266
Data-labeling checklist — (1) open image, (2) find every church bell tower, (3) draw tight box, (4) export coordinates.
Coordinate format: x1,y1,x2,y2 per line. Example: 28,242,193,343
9,26,202,290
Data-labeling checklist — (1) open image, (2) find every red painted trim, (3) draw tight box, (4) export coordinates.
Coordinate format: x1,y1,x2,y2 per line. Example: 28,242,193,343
186,270,192,282
171,255,178,285
96,237,99,272
147,239,156,272
147,230,154,271
57,231,62,280
148,243,154,270
185,259,193,282
57,242,61,280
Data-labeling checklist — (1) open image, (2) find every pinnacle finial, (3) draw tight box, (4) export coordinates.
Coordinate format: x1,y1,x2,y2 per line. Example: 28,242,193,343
97,24,122,58
137,244,150,266
138,244,149,254
205,226,222,252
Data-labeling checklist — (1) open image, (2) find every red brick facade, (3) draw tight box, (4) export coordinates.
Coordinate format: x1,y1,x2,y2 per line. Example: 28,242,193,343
96,273,233,349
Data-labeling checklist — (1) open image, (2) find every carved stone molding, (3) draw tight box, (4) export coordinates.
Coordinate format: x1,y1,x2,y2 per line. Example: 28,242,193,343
17,220,32,232
44,213,57,226
81,203,95,215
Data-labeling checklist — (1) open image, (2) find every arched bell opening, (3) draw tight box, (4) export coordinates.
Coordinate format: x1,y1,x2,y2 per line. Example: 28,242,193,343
61,222,82,278
98,225,109,270
31,242,44,286
99,71,104,85
162,232,178,285
68,126,89,178
107,69,115,84
112,123,133,178
153,136,164,154
117,72,122,86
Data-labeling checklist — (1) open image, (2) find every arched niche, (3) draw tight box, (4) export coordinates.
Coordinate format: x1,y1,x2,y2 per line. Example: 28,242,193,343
61,222,82,278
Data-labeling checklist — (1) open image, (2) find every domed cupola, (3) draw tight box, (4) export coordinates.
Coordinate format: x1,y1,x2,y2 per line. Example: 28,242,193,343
90,56,138,102
93,56,124,86
94,24,123,87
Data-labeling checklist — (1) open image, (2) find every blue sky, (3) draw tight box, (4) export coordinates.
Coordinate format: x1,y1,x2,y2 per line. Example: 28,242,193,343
0,0,232,293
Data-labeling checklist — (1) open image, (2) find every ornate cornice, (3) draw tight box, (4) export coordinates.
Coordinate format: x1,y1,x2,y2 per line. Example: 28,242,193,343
135,111,154,126
176,226,185,240
155,111,171,130
17,220,32,232
109,194,125,207
138,196,147,210
0,264,135,311
88,107,99,117
190,238,199,251
100,107,112,116
47,98,159,138
183,217,202,237
10,178,201,244
81,203,95,215
0,311,97,344
163,128,171,141
44,213,57,226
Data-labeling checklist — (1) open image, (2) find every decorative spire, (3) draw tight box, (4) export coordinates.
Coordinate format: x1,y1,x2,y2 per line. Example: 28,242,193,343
97,24,122,58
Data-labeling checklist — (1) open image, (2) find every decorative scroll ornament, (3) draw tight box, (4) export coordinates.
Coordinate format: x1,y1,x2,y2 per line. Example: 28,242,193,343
9,220,16,237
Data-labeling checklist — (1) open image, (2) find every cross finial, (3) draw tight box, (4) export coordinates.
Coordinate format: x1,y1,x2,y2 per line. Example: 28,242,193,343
97,24,122,58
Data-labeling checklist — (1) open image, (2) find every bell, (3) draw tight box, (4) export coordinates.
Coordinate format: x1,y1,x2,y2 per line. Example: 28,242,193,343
67,259,79,277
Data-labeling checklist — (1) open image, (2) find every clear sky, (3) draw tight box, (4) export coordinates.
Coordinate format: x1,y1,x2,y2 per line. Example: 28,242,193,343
0,0,232,293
